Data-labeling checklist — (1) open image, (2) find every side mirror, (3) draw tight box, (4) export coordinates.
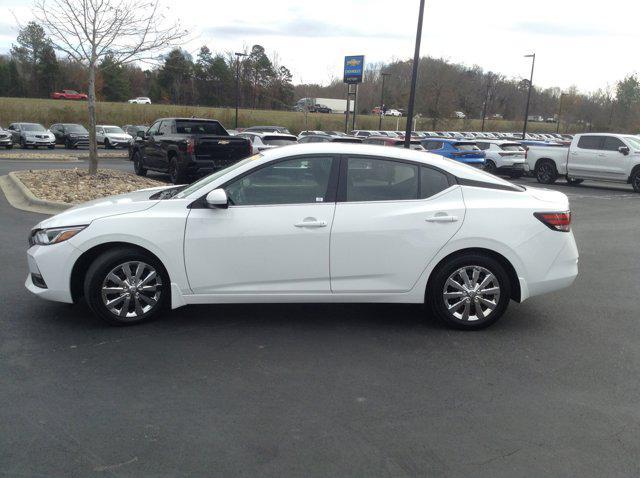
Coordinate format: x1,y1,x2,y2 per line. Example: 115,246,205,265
619,146,630,155
205,188,229,209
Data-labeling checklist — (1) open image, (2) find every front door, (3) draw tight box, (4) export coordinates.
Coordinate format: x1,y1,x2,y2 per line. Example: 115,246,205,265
330,156,465,292
598,136,630,181
184,155,338,294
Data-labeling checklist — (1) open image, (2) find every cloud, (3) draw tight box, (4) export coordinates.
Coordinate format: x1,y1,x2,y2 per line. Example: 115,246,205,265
206,18,410,40
512,21,612,37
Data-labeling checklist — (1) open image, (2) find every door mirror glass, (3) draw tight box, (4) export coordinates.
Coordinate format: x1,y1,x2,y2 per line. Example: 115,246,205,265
619,146,630,155
205,188,229,209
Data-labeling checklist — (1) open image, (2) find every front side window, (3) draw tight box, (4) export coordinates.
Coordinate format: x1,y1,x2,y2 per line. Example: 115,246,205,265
424,141,442,150
601,136,625,151
104,127,124,134
158,121,173,135
226,156,334,206
346,157,418,202
147,121,161,136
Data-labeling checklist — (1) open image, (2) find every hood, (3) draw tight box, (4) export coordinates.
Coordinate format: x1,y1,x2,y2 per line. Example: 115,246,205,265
106,133,132,140
34,185,173,230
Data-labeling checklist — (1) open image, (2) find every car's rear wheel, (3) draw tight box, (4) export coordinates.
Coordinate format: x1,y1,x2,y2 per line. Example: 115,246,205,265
104,138,113,149
536,159,558,184
84,247,169,326
20,138,27,149
133,151,147,176
427,253,511,330
484,160,497,174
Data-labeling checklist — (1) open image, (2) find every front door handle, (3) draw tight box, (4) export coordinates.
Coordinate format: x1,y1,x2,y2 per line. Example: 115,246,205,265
425,215,458,223
294,219,327,228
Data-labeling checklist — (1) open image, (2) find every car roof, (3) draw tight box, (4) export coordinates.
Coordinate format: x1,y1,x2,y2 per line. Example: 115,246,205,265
257,143,512,186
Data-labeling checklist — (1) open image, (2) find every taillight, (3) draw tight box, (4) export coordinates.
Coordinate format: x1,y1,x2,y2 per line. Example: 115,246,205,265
186,138,195,155
534,211,571,232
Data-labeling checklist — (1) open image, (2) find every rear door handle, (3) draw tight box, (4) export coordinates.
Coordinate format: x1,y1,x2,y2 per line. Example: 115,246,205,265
294,219,327,228
425,215,458,223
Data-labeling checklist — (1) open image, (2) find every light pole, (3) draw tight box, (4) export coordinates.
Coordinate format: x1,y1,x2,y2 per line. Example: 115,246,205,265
378,72,391,130
404,0,426,149
234,52,248,129
556,92,566,133
522,53,536,140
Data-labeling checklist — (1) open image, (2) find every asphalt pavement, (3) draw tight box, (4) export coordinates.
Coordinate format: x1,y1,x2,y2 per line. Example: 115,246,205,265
1,159,639,477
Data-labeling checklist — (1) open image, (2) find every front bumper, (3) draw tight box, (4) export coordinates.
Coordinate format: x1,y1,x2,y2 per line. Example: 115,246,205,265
68,137,90,147
24,137,55,146
25,242,80,304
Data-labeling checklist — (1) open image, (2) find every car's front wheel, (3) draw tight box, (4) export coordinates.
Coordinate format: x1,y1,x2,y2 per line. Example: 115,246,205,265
133,151,147,176
484,160,497,174
632,168,640,193
84,247,169,325
427,253,511,330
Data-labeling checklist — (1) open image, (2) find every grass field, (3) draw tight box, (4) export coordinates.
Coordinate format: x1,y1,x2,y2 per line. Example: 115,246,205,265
0,97,576,134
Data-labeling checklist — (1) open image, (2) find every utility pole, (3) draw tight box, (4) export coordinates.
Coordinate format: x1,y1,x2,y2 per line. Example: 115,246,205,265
522,53,536,140
481,82,491,132
234,52,248,129
378,72,391,130
404,0,426,148
556,93,566,133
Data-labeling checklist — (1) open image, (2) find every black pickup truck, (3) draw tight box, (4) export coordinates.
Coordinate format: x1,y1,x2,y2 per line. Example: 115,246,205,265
130,118,252,184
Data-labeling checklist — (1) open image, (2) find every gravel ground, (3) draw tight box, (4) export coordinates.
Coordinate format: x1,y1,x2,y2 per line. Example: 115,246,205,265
14,168,164,203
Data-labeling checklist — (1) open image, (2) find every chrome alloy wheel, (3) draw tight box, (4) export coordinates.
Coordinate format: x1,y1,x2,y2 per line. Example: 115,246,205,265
443,265,501,322
101,261,162,319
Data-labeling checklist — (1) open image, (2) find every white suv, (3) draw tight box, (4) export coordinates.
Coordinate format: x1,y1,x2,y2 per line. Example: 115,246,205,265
475,140,526,178
128,97,151,104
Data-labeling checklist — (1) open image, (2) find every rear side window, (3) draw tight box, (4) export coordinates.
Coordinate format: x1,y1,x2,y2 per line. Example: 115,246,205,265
476,142,490,150
500,144,525,152
345,157,418,202
601,136,625,151
420,167,450,198
577,135,602,150
176,121,227,135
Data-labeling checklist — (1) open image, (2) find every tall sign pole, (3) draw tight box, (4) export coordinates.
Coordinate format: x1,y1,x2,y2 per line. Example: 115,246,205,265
522,53,536,140
343,55,365,134
404,0,426,149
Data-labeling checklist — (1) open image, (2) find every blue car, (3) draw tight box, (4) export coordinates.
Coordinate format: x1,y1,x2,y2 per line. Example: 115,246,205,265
421,138,485,168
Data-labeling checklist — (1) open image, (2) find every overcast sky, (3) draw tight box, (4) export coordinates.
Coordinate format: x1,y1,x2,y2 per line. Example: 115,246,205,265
0,0,636,92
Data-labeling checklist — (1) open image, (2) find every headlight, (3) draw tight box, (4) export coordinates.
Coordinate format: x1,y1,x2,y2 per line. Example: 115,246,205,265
29,226,87,246
69,134,77,138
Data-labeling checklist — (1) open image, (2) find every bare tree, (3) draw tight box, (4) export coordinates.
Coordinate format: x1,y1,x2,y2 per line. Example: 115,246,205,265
33,0,188,174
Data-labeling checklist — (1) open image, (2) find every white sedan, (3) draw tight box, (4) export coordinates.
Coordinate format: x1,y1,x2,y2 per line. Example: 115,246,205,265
25,144,578,329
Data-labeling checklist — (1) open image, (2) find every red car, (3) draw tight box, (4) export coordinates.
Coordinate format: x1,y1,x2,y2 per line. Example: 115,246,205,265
51,90,88,100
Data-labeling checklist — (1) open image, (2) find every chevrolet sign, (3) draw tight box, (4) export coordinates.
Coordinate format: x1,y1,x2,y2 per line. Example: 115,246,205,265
343,55,365,84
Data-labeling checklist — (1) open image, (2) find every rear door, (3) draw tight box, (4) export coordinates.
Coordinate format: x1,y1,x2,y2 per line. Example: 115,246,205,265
568,135,603,178
330,156,465,293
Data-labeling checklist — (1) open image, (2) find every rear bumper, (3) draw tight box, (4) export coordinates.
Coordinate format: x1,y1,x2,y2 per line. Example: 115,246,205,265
184,155,246,175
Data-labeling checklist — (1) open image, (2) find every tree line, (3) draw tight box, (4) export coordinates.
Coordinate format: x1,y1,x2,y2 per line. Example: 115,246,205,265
0,22,295,111
296,58,640,133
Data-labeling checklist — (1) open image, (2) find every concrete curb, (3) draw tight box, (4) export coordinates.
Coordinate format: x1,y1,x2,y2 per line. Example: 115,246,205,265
0,172,72,215
0,156,80,162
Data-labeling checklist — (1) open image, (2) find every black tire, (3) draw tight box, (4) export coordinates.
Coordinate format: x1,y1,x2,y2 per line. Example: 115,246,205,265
566,178,584,186
427,253,511,330
104,138,113,149
535,159,558,184
632,168,640,193
168,157,187,184
83,247,169,326
20,138,28,149
484,160,497,174
133,151,147,176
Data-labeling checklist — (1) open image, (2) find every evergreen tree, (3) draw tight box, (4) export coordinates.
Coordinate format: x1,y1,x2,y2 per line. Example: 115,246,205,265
11,22,58,97
100,54,130,101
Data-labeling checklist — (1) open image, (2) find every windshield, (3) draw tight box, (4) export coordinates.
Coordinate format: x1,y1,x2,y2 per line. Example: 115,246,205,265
263,136,297,146
23,124,46,132
174,154,261,199
105,127,124,134
176,120,227,135
454,143,481,151
65,124,88,133
624,136,640,149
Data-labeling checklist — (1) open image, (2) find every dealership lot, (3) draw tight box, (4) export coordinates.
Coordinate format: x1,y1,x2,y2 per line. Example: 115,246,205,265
2,158,640,476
